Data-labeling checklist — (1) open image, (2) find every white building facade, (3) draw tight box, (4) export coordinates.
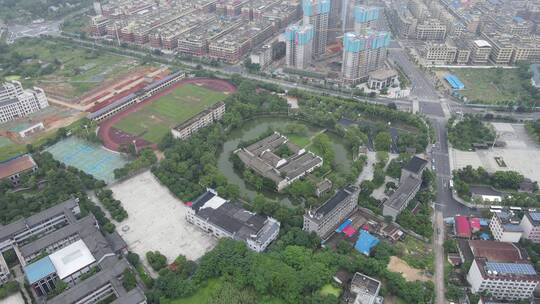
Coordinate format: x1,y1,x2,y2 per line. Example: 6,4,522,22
0,81,49,123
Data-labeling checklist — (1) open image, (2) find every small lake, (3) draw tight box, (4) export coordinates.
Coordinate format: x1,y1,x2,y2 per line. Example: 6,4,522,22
217,117,352,206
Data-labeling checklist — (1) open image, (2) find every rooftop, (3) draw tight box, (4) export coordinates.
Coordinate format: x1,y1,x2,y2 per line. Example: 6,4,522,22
0,154,37,180
48,239,96,280
384,174,422,211
468,240,523,262
309,185,358,219
24,256,56,284
402,156,428,175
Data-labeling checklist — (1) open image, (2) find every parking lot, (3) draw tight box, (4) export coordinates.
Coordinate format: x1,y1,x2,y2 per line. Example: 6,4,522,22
109,171,217,267
451,123,540,181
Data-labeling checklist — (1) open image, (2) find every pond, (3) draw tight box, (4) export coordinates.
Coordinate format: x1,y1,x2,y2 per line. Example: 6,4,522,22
217,117,352,206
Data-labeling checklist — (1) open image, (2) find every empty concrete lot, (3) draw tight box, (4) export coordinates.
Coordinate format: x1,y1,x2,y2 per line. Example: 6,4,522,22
451,123,540,182
109,171,216,264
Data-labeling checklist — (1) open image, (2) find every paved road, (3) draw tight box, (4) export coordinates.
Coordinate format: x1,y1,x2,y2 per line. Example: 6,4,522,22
388,48,440,101
433,211,445,304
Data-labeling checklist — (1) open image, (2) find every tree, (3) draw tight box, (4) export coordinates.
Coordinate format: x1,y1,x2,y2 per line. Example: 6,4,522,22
374,132,391,151
122,269,137,291
146,251,168,271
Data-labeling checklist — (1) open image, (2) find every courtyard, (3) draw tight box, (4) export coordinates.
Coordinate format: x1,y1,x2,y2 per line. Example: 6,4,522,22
109,171,217,267
451,123,540,182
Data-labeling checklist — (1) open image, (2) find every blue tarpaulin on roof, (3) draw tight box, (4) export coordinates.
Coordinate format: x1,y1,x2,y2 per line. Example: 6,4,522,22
479,218,489,226
480,232,490,240
444,74,465,90
354,230,379,255
336,219,352,233
24,256,56,284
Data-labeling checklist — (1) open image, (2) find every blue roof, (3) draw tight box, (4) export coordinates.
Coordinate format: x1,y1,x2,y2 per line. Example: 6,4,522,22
530,212,540,221
336,219,352,233
354,230,379,255
24,256,56,284
479,218,489,226
485,262,536,275
479,232,490,240
513,16,524,23
444,74,465,90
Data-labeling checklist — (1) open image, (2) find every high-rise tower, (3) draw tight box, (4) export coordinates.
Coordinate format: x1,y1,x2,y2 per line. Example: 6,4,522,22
353,6,381,33
302,0,331,58
284,25,314,69
341,31,390,84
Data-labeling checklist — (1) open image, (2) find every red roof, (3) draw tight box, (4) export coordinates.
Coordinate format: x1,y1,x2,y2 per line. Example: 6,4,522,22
469,217,481,230
468,240,523,262
0,155,36,179
343,226,356,237
185,202,193,207
455,215,471,238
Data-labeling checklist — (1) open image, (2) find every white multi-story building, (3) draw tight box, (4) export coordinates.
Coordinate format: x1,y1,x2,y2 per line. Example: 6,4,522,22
520,211,540,243
303,185,359,239
187,189,280,252
341,31,390,84
284,24,314,69
302,0,330,58
171,101,225,140
469,40,492,64
467,258,539,301
0,81,49,123
489,211,523,243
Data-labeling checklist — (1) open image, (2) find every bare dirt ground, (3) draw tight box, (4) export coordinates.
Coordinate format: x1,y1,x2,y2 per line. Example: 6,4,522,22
387,256,432,282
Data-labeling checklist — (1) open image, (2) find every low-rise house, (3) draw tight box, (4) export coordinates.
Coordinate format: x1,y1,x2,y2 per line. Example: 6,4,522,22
235,132,323,191
349,272,383,304
187,189,280,252
0,154,38,186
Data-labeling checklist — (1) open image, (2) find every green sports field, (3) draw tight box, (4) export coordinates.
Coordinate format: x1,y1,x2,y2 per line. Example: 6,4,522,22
113,84,227,143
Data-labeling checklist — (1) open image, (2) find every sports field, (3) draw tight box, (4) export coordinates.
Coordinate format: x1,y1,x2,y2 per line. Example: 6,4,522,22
46,136,128,183
112,83,227,143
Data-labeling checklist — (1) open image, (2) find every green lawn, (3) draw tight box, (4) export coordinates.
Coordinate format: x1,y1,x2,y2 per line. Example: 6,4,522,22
439,68,532,104
161,278,222,304
287,134,311,147
4,38,138,98
319,284,341,297
113,84,227,143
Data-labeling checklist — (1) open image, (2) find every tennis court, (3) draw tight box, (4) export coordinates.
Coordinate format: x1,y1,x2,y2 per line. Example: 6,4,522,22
46,136,128,183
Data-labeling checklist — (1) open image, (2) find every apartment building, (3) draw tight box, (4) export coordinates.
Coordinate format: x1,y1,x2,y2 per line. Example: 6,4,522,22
482,33,514,64
520,211,540,243
209,20,274,63
469,39,492,63
250,44,273,69
303,185,359,239
415,19,447,41
0,154,38,186
383,156,427,220
489,211,523,243
284,24,314,69
187,189,280,252
302,0,330,58
171,101,225,140
341,31,390,84
0,81,49,123
177,18,240,57
353,5,381,33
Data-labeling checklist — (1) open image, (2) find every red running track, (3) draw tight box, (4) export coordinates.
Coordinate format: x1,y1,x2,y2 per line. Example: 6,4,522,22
98,78,236,151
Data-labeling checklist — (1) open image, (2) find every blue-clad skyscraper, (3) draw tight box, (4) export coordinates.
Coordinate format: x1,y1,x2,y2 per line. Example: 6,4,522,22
341,31,390,84
284,24,315,69
302,0,331,58
353,5,381,33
